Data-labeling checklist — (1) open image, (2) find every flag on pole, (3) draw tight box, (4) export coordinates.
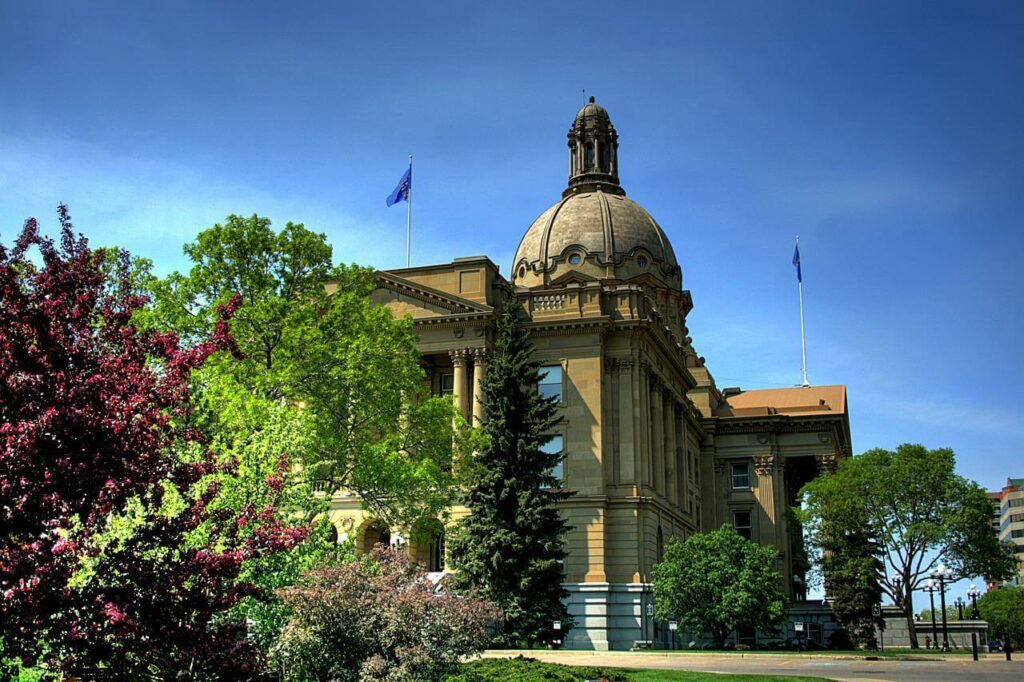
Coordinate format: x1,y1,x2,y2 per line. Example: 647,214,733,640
792,243,802,283
386,165,412,207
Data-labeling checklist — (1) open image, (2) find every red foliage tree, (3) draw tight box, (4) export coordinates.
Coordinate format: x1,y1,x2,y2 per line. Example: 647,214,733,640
0,207,303,678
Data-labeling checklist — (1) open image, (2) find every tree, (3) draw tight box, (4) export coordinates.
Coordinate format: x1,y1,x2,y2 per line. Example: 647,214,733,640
800,444,1016,648
820,527,885,648
0,207,302,677
448,298,571,647
271,546,500,681
978,586,1024,650
652,526,787,648
149,214,467,530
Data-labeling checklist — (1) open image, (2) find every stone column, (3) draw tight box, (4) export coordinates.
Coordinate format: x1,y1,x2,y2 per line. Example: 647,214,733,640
650,379,665,495
676,409,688,511
471,349,488,426
664,396,677,506
450,349,470,422
753,454,779,544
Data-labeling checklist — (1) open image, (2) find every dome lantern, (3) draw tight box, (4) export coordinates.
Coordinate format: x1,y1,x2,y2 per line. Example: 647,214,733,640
566,96,622,197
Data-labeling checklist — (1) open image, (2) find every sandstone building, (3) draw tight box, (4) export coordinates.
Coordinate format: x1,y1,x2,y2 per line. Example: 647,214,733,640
329,99,852,650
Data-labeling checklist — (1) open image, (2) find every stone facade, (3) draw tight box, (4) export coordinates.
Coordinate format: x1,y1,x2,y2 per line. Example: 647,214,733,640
328,100,853,650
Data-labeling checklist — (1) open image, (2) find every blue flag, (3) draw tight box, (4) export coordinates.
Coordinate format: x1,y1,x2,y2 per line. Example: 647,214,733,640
386,165,412,207
792,243,802,283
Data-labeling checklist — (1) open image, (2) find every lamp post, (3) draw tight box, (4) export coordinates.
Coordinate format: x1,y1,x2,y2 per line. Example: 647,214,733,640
929,564,953,652
891,573,904,608
669,620,678,651
925,579,939,649
954,596,965,621
967,584,980,619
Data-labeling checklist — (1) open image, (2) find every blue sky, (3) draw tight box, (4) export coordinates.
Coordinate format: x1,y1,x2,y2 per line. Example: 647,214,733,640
1,0,1021,506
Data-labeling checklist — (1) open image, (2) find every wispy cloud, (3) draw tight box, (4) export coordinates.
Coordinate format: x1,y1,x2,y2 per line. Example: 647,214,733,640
0,134,449,274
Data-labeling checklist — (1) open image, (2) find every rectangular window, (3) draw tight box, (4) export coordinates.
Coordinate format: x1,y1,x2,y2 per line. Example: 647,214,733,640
538,365,563,402
732,510,752,540
731,462,750,489
540,434,565,485
1011,529,1024,539
439,373,454,397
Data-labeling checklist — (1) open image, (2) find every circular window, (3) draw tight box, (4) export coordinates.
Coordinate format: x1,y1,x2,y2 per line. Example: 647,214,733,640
568,253,582,265
636,256,648,268
518,266,526,279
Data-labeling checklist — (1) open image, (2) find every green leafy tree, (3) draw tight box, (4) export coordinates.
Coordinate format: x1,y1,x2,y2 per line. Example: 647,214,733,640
978,586,1024,649
800,444,1016,648
652,526,787,648
821,527,885,648
448,298,571,647
150,214,467,530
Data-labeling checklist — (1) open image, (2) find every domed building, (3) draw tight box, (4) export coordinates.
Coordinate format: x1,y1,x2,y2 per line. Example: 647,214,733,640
332,99,852,650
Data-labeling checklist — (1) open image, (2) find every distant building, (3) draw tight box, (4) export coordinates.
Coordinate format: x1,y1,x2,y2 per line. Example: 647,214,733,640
328,100,852,650
992,478,1024,587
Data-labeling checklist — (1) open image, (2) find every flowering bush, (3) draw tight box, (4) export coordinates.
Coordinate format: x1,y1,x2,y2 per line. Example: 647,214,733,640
0,208,304,678
273,546,501,681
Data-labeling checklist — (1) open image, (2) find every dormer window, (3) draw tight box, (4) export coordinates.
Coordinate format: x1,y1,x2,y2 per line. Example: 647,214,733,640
636,255,648,269
568,253,582,266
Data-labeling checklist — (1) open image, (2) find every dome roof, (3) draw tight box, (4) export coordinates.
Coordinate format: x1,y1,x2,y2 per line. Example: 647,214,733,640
511,98,681,289
512,188,680,287
575,98,610,124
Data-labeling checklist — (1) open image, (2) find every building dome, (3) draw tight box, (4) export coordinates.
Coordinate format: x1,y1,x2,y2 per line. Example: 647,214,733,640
511,98,681,289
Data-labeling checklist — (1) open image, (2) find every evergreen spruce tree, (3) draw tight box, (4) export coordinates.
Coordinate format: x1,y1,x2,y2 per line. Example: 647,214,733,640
449,297,572,647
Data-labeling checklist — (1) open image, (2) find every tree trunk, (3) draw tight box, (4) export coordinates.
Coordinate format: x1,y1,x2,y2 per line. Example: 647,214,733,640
712,627,728,649
904,588,919,649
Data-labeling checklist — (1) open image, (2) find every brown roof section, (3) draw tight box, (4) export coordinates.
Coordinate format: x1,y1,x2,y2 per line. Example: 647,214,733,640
716,385,847,418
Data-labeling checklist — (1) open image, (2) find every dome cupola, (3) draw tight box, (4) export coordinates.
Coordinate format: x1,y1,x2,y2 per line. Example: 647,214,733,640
512,99,681,290
566,96,622,197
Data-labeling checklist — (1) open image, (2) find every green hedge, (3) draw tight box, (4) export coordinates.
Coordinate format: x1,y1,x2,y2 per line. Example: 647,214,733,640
448,656,628,681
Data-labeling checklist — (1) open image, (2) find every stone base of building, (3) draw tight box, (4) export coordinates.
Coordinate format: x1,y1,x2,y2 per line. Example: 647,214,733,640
564,582,654,651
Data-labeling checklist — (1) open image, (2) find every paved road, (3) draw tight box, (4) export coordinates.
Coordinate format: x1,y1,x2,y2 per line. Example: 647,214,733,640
484,650,1024,681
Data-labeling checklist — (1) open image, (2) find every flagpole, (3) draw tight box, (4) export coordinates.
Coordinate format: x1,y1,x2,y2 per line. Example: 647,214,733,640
797,235,810,387
406,155,412,268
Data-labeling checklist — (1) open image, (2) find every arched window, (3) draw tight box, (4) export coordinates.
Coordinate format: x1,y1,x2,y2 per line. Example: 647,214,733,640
429,531,445,572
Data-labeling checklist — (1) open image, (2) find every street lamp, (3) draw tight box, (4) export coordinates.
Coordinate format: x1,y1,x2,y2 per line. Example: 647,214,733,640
967,584,980,619
954,596,965,621
924,579,940,650
891,573,904,607
929,564,954,652
669,620,678,651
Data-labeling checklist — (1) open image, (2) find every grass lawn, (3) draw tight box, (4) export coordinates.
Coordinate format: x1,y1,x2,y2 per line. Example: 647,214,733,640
623,671,832,681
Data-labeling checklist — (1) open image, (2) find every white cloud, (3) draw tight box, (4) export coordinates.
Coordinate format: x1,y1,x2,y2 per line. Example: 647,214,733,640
0,133,450,274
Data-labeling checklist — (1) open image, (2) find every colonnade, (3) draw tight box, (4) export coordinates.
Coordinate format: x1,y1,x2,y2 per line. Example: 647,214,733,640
449,348,488,425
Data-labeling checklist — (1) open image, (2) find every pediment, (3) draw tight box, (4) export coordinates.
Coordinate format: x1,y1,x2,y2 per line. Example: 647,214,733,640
373,272,491,320
549,270,600,286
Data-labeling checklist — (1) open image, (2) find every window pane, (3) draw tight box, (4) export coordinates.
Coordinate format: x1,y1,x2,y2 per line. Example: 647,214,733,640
733,510,752,540
440,373,454,396
731,463,750,489
539,365,563,402
541,435,564,485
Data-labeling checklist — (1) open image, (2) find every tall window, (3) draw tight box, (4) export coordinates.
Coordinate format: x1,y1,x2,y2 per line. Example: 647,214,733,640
439,372,454,397
538,365,563,402
429,532,445,573
732,510,752,540
540,434,564,485
731,462,750,489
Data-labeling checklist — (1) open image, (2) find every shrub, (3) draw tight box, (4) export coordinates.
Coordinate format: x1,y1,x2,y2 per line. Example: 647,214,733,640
447,656,627,682
272,546,501,681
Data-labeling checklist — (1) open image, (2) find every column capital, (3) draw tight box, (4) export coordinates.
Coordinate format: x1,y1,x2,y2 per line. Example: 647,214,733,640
816,453,838,474
471,348,490,364
753,454,776,476
450,348,471,366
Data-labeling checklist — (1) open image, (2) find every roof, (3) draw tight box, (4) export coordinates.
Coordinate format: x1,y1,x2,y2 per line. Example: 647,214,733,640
715,385,847,418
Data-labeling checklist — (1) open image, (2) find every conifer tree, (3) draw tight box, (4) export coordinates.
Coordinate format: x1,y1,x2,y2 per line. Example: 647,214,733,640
449,297,572,647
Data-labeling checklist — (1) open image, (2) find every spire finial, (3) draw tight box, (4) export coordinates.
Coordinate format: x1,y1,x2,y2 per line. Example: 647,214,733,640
589,95,595,103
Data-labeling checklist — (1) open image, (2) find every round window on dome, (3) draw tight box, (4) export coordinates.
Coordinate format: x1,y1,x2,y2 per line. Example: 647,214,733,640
568,253,582,265
636,256,648,268
518,266,526,279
